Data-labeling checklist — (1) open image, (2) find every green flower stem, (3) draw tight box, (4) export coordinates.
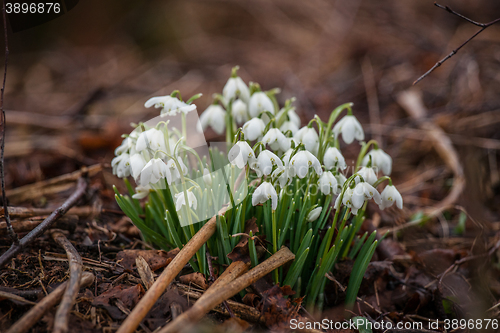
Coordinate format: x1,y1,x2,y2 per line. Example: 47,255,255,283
319,103,353,159
373,176,392,188
272,209,279,284
354,139,379,171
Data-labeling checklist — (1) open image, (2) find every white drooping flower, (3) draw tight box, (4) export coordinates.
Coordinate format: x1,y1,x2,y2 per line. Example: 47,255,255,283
262,128,290,152
228,141,256,169
379,185,403,210
200,104,226,135
139,158,171,186
166,158,188,183
242,118,266,141
294,126,319,155
115,137,133,156
289,150,323,179
145,95,196,117
332,115,364,144
251,150,283,177
135,128,166,153
203,168,212,186
132,185,151,200
356,166,378,186
335,173,347,192
280,121,299,136
318,171,338,195
175,190,198,211
111,153,131,178
252,182,278,210
362,148,392,175
249,92,274,118
323,147,347,171
223,76,250,103
130,154,147,179
276,107,301,128
231,99,248,124
349,182,382,215
307,207,323,222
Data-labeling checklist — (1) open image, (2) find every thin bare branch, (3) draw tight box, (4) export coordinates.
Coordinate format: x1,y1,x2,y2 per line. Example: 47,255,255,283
414,3,500,85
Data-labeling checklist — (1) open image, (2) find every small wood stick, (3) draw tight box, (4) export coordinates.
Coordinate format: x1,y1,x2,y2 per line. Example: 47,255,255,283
5,272,94,333
51,231,83,333
159,247,295,333
116,207,229,333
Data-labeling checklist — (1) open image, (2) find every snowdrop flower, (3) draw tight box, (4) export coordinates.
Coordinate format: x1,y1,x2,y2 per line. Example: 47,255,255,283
175,190,197,211
276,107,301,128
318,171,338,195
251,150,283,177
231,99,248,124
262,128,290,152
135,128,166,153
323,147,347,171
130,154,147,179
249,92,274,118
223,76,250,103
203,168,212,186
111,153,131,178
228,141,256,169
200,104,226,135
334,187,353,210
166,158,188,183
379,185,403,210
362,148,392,175
289,150,322,178
335,173,347,192
356,166,378,186
272,166,292,188
252,182,278,210
145,95,196,116
132,185,151,200
139,158,171,186
294,126,319,155
242,118,266,141
307,207,323,222
349,182,382,215
115,137,133,156
280,121,299,136
332,115,364,144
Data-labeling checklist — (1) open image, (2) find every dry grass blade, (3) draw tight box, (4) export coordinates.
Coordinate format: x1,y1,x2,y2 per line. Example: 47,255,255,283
5,271,94,333
0,290,36,305
51,230,84,333
159,247,295,333
116,206,229,333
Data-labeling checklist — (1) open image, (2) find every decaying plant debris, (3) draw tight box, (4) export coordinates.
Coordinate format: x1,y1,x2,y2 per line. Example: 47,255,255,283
1,0,500,332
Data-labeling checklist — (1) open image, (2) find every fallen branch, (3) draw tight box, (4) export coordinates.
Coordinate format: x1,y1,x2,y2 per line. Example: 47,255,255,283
0,177,88,267
116,206,229,333
0,290,36,305
51,231,83,333
397,90,465,219
5,271,94,333
414,2,500,85
159,247,295,333
1,205,97,219
0,215,78,235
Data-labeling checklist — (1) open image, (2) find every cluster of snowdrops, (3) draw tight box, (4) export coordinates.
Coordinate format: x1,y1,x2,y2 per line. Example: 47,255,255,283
112,67,402,310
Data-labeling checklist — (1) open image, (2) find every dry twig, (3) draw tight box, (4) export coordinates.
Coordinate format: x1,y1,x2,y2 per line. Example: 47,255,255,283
51,231,84,333
414,2,500,85
159,247,295,333
5,272,94,333
0,177,89,267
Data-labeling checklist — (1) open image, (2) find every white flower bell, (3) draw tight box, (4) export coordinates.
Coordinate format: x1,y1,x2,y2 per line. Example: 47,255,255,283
276,107,301,128
251,150,283,177
280,121,299,136
200,104,226,135
249,92,274,118
135,128,166,153
223,76,250,103
307,207,322,222
115,137,133,156
231,99,248,124
262,128,290,152
294,126,319,155
362,148,392,175
175,190,198,211
139,158,171,186
349,182,382,215
323,147,347,171
289,150,322,179
130,154,147,180
166,158,188,183
332,115,364,144
228,141,256,169
379,185,403,210
252,182,278,210
111,153,131,178
145,95,196,117
318,171,338,195
203,168,212,186
132,185,151,200
242,118,266,141
356,166,378,186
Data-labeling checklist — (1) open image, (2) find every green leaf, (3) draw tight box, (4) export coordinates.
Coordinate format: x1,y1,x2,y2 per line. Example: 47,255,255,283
284,248,309,289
